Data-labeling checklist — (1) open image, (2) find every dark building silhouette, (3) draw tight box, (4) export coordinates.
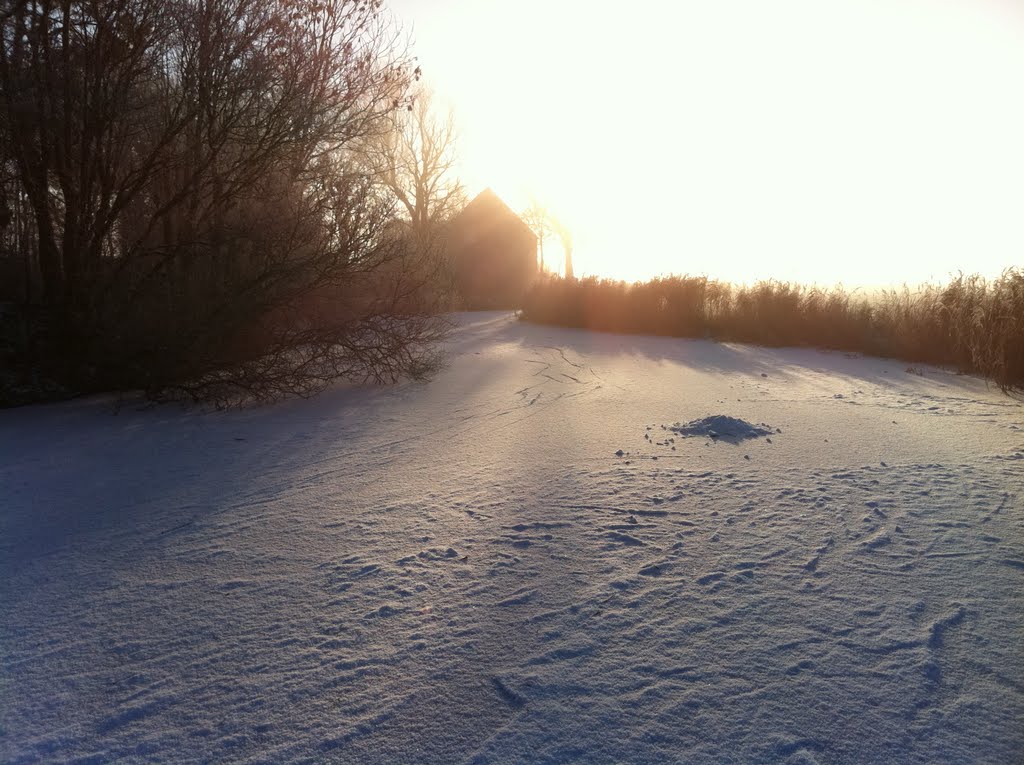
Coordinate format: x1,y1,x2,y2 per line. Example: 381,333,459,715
447,189,537,309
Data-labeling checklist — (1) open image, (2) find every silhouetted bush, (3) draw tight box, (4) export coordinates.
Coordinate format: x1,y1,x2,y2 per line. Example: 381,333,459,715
521,270,1024,391
0,0,448,408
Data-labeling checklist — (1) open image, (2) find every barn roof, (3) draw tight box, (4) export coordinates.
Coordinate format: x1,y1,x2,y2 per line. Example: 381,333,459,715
450,188,537,242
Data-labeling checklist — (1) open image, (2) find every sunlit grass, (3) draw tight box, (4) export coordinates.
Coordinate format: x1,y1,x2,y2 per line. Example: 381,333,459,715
521,269,1024,391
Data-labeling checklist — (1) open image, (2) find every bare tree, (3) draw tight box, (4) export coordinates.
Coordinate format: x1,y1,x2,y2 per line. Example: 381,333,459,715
361,88,465,242
520,198,572,279
556,220,574,280
521,196,555,274
0,0,447,404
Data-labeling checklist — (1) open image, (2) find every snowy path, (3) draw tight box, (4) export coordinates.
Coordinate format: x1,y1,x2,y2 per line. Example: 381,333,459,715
2,312,1022,764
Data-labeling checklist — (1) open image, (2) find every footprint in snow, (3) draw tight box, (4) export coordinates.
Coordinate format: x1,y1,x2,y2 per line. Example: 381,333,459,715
604,531,645,546
639,562,666,576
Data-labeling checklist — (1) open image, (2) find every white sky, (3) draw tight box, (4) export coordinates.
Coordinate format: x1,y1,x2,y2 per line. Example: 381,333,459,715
387,0,1024,285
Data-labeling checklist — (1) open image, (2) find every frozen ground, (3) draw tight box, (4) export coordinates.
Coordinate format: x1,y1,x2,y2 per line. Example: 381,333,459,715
2,311,1022,764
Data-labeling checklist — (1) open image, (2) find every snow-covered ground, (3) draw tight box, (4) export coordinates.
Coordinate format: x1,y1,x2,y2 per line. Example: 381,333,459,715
2,312,1022,764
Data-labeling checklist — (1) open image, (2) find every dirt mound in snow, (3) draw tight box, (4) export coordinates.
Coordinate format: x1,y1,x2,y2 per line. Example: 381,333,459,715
670,416,774,442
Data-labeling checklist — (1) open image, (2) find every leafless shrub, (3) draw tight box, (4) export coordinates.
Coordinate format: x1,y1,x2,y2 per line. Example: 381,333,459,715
522,269,1024,392
1,0,449,406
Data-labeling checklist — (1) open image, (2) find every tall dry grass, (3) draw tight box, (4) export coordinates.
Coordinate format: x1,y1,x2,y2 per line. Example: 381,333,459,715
520,269,1024,391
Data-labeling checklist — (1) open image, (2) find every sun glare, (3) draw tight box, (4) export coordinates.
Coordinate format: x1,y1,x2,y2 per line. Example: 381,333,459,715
392,0,1024,286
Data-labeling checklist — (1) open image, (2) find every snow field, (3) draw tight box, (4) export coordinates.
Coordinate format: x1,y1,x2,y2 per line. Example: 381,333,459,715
1,312,1022,764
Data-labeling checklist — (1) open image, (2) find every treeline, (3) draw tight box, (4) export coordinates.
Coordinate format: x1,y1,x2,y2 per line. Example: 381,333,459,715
0,0,449,407
521,271,1024,391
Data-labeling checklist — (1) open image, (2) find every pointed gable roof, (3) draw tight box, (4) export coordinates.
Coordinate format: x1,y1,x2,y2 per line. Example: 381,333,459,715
450,188,537,243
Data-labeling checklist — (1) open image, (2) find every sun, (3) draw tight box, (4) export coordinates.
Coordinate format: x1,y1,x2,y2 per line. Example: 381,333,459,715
396,0,1024,286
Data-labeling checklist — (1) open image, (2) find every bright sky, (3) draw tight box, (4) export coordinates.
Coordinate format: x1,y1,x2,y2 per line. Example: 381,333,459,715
388,0,1024,285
